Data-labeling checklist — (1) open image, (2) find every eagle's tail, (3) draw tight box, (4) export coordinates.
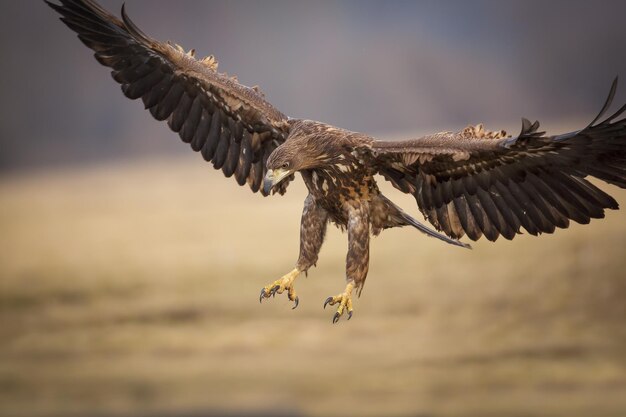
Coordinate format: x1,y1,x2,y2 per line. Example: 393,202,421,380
401,211,472,249
378,195,471,249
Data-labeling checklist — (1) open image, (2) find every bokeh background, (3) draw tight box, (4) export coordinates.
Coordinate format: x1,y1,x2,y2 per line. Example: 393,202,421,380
2,1,626,416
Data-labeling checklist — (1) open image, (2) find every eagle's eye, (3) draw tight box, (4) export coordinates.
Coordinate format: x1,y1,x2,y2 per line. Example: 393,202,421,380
281,162,290,170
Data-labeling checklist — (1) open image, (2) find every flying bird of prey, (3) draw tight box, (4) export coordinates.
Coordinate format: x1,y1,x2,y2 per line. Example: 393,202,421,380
48,0,626,322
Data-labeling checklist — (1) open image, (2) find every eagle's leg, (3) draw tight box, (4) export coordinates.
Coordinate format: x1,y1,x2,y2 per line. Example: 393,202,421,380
259,195,328,308
324,203,370,323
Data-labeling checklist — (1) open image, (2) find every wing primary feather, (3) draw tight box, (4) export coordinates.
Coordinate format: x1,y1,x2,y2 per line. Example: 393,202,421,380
477,187,516,239
439,180,455,206
567,176,617,210
488,183,522,236
57,6,116,30
435,204,452,236
470,190,494,232
506,180,549,233
526,173,572,226
248,159,264,193
453,195,483,241
120,3,153,44
62,0,110,17
603,101,626,124
518,180,558,232
122,69,164,99
432,183,444,208
222,138,240,177
585,166,626,188
445,203,465,239
259,146,275,196
463,193,489,238
60,17,123,43
167,91,193,132
76,31,126,46
179,96,202,143
112,57,153,83
212,123,231,169
235,132,254,185
493,181,538,236
143,74,174,111
201,110,222,161
417,182,441,230
229,118,243,143
572,177,619,209
586,77,618,128
517,180,557,233
462,175,478,195
539,174,591,224
548,173,601,218
153,81,184,120
190,108,212,151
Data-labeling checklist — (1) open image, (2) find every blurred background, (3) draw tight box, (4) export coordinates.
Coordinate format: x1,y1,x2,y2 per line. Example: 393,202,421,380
2,1,626,416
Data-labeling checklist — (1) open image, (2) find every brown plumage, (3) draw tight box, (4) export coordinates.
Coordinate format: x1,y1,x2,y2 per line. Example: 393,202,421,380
48,0,626,322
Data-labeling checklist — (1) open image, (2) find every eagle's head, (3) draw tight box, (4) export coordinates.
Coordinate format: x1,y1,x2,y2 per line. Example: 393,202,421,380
263,120,341,194
263,140,305,195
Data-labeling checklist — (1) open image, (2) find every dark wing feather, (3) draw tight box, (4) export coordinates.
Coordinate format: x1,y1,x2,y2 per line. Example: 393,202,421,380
372,79,626,241
47,0,292,195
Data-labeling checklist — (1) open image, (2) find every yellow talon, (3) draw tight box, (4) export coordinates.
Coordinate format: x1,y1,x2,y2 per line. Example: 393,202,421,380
259,268,301,308
323,281,355,323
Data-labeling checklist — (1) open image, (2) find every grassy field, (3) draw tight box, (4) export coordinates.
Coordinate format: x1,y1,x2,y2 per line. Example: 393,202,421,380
1,155,626,417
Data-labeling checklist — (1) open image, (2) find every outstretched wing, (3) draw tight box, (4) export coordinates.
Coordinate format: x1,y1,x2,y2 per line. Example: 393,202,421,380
372,79,626,241
47,0,293,195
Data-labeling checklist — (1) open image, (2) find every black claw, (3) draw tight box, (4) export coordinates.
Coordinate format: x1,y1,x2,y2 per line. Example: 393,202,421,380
270,284,280,297
332,312,340,324
323,297,333,309
347,311,353,320
259,288,266,303
292,296,299,310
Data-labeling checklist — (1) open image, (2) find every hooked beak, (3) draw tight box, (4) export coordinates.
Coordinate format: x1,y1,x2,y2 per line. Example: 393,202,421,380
263,168,291,194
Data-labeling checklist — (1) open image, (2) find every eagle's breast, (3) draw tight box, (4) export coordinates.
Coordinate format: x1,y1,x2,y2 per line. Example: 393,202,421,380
303,151,379,226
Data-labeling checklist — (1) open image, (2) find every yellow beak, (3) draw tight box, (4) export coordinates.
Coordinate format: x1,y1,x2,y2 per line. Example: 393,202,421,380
263,168,291,194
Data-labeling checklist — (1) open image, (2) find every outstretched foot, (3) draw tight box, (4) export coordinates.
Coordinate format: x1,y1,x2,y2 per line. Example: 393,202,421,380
323,281,356,323
259,268,301,309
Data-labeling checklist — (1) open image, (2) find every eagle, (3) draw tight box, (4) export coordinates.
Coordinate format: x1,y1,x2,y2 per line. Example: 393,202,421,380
48,0,626,323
